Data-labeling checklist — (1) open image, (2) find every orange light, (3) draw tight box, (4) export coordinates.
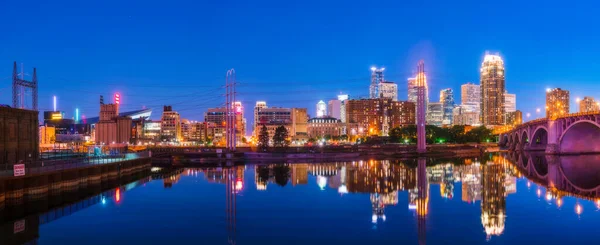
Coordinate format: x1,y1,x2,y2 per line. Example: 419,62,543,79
115,188,121,203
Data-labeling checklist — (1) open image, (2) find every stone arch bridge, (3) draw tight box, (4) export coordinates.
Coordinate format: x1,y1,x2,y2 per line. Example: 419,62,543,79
498,112,600,155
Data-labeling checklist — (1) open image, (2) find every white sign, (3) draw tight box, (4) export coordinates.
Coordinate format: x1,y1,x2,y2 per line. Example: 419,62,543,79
14,219,25,234
13,164,25,177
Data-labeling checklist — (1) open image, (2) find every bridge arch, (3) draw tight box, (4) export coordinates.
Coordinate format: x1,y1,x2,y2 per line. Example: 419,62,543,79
521,131,529,144
531,127,548,146
559,120,600,154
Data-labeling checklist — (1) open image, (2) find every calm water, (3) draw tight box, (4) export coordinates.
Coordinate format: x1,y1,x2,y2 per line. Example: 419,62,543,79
3,152,600,245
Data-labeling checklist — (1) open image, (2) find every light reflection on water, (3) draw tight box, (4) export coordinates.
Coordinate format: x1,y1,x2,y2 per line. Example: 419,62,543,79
3,153,600,244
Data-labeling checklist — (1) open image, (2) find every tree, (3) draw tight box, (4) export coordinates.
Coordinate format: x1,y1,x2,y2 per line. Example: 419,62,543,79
273,125,290,148
466,126,493,143
389,127,402,143
258,124,270,151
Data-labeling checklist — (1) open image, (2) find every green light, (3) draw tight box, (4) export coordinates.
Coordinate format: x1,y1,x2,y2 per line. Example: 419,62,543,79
486,139,490,143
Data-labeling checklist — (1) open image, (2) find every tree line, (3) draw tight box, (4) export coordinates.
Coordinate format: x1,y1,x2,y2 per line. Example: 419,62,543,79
388,125,494,144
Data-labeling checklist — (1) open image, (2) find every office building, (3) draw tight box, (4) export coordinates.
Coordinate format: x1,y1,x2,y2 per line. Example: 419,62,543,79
307,117,344,138
408,75,429,123
370,67,385,99
546,88,569,118
461,83,481,106
505,110,523,126
378,81,398,101
426,102,443,126
160,105,181,142
254,106,308,139
504,92,516,113
480,53,506,126
338,94,349,123
345,98,415,136
254,101,267,135
452,106,480,126
328,99,341,120
579,96,598,113
440,88,454,125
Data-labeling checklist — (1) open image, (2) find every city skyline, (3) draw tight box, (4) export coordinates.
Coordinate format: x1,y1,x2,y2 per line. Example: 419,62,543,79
2,1,599,125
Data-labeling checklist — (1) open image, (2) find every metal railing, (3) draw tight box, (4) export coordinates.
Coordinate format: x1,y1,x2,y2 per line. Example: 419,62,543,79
0,151,150,178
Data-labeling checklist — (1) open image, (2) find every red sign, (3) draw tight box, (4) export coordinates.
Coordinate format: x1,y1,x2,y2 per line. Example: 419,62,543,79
13,219,25,234
13,164,25,177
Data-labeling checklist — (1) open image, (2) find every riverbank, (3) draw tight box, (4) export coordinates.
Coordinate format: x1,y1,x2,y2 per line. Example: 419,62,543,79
0,158,151,207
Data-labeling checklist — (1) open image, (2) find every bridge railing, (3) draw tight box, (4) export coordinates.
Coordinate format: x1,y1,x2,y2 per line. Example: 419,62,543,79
554,110,600,119
0,151,150,178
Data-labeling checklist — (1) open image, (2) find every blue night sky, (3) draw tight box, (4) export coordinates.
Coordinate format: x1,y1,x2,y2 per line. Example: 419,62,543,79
1,0,599,128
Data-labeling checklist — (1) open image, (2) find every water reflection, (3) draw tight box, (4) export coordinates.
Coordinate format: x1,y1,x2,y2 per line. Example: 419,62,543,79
4,153,600,244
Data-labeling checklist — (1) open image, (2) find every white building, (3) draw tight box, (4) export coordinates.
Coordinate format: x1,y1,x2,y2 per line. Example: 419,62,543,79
316,100,327,117
504,92,516,113
426,102,443,126
338,94,349,123
378,81,398,101
328,99,341,120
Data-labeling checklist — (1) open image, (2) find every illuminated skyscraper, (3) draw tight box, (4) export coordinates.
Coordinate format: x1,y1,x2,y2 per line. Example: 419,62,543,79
316,100,327,117
370,67,385,99
546,88,569,118
440,88,454,125
480,53,506,125
461,83,481,106
579,96,598,113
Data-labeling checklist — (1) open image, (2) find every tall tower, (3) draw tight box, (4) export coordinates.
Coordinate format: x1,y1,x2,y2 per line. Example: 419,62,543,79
370,67,385,99
440,88,454,125
416,61,427,153
480,53,506,126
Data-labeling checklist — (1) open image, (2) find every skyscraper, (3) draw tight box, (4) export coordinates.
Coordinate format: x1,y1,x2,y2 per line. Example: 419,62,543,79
408,74,429,124
504,92,516,113
579,96,598,113
461,83,481,109
328,99,341,119
440,88,454,125
316,100,327,117
378,81,398,101
480,53,506,126
546,88,569,118
426,102,443,126
370,67,385,99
